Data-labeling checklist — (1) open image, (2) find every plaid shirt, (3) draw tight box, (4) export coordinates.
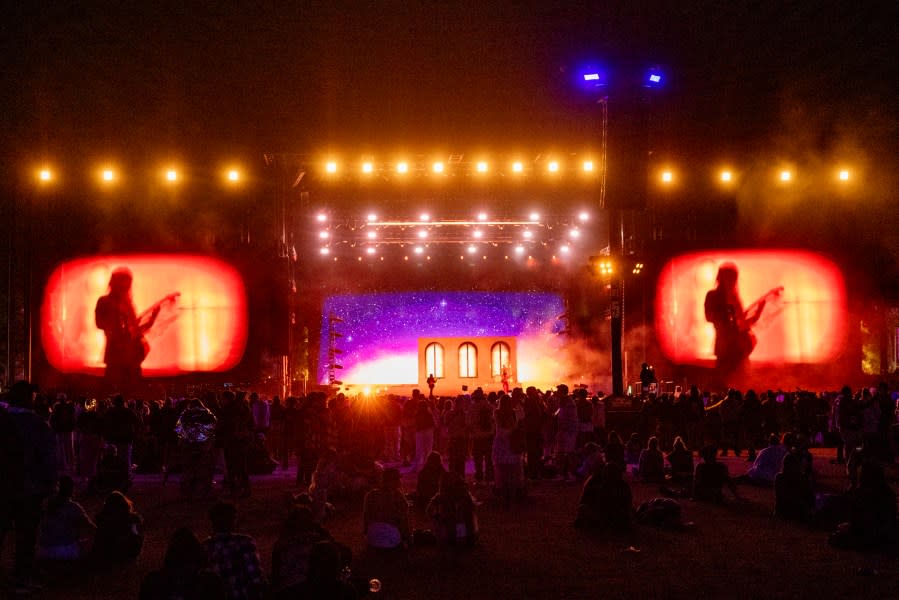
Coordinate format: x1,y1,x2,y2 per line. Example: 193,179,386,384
205,532,267,600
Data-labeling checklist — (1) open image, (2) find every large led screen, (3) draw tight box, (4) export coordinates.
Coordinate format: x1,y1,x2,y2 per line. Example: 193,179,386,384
655,250,846,366
319,291,567,385
41,255,248,376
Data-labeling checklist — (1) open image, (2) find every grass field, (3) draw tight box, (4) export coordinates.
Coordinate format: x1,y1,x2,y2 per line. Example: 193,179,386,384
4,448,897,599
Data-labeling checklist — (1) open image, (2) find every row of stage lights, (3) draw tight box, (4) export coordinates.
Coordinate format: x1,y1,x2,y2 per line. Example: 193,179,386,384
316,244,578,262
313,211,593,260
30,162,858,187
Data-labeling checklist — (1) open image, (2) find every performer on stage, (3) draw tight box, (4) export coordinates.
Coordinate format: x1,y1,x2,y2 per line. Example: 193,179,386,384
95,268,161,390
703,262,766,373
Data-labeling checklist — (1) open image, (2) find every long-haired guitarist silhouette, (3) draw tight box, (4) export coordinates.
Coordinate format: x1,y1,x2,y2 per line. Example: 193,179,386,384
95,267,178,390
704,262,782,373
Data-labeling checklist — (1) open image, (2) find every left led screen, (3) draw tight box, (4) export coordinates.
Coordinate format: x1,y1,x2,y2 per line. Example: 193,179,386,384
41,255,248,376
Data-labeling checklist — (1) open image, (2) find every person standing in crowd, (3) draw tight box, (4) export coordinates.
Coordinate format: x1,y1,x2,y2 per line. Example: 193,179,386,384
413,398,437,472
75,397,103,485
298,392,332,487
1,381,58,595
382,395,403,464
445,398,469,477
101,394,140,474
175,398,218,498
50,393,76,474
204,502,267,600
555,386,579,480
523,388,545,480
218,391,254,498
400,391,420,467
492,395,523,506
471,390,495,485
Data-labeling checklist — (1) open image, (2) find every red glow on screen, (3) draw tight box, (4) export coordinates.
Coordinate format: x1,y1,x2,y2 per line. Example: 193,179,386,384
655,250,846,365
41,255,247,376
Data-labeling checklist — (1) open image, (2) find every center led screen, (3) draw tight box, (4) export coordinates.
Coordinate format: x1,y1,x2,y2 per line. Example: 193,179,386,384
319,291,566,385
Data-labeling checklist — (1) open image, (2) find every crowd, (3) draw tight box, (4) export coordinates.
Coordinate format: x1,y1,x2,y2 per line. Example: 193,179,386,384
1,377,897,597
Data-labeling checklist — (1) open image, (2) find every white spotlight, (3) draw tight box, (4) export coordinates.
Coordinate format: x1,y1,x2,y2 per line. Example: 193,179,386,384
316,213,327,223
522,230,533,239
414,246,424,254
366,247,376,255
477,212,488,221
467,245,477,254
569,229,580,239
514,245,525,254
473,230,483,239
319,231,329,239
578,211,589,222
367,213,378,222
417,230,428,239
319,247,330,255
529,212,540,222
366,231,377,240
420,213,430,222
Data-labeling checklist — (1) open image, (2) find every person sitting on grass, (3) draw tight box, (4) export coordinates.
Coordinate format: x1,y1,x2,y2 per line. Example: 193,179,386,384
743,433,792,486
426,471,479,547
362,468,410,550
603,431,626,473
693,445,741,504
308,448,340,522
204,501,267,600
575,463,634,532
774,453,814,523
140,527,225,600
37,476,95,562
92,490,144,562
292,541,359,599
637,436,665,483
415,451,446,510
625,432,643,466
666,436,694,482
270,505,334,599
829,460,897,551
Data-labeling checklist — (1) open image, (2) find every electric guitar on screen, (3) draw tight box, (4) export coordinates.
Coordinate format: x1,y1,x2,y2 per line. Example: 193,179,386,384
732,286,784,358
132,292,180,362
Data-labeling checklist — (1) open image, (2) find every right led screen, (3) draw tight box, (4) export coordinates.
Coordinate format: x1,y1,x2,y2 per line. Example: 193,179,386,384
655,250,847,366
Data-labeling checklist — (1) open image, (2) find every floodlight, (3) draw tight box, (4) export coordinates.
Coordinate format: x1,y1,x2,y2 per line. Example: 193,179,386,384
420,213,430,222
780,170,792,182
166,170,178,182
583,161,594,172
720,170,732,182
522,230,533,239
227,169,240,182
319,247,330,255
316,213,328,223
473,230,483,239
838,169,850,181
366,247,376,255
362,162,374,174
38,169,53,182
548,161,559,173
578,211,589,222
414,246,424,254
476,161,488,173
661,171,673,183
529,212,540,222
417,230,428,239
477,212,487,221
326,161,338,173
512,162,523,173
396,162,408,174
432,162,444,174
366,231,377,239
319,231,329,239
467,245,477,254
367,213,378,222
569,229,580,239
102,169,115,182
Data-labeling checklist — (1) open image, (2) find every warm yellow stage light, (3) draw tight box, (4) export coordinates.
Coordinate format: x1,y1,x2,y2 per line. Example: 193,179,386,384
362,162,374,174
326,161,338,174
432,161,444,174
838,169,850,181
720,170,732,182
101,169,116,182
512,162,523,173
780,170,792,182
38,169,53,182
548,161,559,173
583,160,594,172
396,162,408,174
227,170,240,182
166,170,178,182
476,161,488,173
661,171,673,183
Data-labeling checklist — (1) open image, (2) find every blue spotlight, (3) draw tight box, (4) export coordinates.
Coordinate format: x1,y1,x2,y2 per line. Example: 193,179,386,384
578,64,609,91
644,67,664,88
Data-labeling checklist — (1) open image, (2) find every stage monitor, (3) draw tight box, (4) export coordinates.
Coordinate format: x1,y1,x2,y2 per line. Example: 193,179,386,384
654,250,847,366
41,254,248,376
319,291,566,386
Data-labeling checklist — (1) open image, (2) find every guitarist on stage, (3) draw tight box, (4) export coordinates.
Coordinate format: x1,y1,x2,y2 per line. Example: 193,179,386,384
95,267,162,390
704,262,767,374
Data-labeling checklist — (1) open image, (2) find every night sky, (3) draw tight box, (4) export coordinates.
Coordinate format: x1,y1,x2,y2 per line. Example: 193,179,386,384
3,2,897,166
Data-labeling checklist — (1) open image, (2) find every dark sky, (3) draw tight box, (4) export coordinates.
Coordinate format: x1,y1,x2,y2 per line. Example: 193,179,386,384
3,2,897,168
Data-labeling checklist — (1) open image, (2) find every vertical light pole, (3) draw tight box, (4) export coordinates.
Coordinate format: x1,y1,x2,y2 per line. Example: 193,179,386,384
580,63,661,396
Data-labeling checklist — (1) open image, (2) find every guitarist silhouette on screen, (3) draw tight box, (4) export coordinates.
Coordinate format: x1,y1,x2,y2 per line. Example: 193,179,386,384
95,267,179,389
704,262,782,372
